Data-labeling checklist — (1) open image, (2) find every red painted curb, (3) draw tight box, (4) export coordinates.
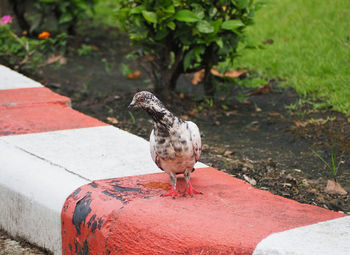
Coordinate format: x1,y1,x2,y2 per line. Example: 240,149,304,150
0,104,106,136
0,87,70,109
61,167,344,255
0,87,106,136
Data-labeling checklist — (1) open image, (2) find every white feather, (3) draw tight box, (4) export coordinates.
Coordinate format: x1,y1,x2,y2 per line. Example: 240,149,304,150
186,121,201,161
149,129,157,163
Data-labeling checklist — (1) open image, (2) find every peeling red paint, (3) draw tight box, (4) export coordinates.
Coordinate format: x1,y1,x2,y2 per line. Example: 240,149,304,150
61,167,344,255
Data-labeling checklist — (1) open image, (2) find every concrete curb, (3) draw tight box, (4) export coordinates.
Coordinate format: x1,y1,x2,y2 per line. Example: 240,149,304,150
0,65,349,254
61,167,345,255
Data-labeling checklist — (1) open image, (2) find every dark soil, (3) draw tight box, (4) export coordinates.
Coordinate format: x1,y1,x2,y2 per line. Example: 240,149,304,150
27,27,350,214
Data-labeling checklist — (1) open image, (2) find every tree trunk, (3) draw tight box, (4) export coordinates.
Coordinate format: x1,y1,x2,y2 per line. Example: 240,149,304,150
153,48,183,96
9,0,31,33
203,65,215,97
203,45,216,97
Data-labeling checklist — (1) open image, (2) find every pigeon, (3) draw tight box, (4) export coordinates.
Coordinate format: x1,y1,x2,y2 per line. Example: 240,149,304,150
128,91,202,198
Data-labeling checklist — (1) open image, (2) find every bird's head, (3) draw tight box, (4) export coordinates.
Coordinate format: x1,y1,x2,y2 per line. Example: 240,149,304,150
128,91,163,111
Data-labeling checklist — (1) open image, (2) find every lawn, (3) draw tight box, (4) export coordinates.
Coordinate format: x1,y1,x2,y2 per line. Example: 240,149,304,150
233,0,350,114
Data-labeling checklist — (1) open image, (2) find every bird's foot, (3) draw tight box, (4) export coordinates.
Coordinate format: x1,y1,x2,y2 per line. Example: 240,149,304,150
184,182,202,197
161,186,181,199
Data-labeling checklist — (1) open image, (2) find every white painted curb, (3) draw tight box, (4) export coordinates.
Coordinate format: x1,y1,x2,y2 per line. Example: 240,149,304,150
0,139,88,254
0,65,42,90
253,215,350,255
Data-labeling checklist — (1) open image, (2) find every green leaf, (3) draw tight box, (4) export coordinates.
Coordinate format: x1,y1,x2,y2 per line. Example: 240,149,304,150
209,7,218,17
233,0,249,9
120,63,133,76
142,11,157,23
130,5,146,14
193,46,205,62
164,5,175,14
196,20,214,34
221,20,244,31
216,38,224,48
183,50,194,71
155,29,169,40
167,21,176,30
59,13,73,24
174,10,200,22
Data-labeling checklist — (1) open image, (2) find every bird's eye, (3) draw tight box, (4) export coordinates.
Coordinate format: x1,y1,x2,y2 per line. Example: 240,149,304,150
139,97,145,102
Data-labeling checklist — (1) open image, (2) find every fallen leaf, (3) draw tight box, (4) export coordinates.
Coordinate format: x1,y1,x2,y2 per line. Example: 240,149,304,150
307,188,318,194
255,106,262,112
202,144,210,151
250,84,271,96
91,45,99,51
46,55,67,65
192,69,205,85
192,68,248,84
225,110,238,116
294,120,308,127
222,69,248,79
224,150,235,156
302,179,310,187
189,109,197,116
243,174,257,186
106,117,119,125
128,70,142,80
179,93,185,99
308,118,327,125
324,179,348,195
269,112,280,116
283,183,292,188
210,67,222,77
242,100,251,105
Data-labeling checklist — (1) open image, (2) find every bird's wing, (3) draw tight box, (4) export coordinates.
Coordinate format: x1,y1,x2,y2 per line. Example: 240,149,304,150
150,129,163,170
186,121,202,161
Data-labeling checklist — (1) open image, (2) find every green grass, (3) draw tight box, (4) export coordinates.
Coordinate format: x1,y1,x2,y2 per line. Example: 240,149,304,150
234,0,350,114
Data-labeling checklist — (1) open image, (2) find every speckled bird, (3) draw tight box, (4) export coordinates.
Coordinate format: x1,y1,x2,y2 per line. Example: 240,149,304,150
128,91,202,198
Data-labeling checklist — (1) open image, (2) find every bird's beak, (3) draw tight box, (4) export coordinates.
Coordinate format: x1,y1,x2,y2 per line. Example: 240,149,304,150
127,103,135,111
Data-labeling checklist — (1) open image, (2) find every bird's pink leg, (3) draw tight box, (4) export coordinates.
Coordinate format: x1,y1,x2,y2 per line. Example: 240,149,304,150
184,180,202,196
184,169,202,197
162,185,181,198
161,172,181,199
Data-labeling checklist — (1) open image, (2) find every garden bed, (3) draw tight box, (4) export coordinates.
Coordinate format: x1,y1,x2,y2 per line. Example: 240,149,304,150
26,28,350,213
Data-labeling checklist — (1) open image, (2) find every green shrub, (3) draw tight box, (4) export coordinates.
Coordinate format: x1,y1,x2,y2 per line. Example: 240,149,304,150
115,0,263,95
8,0,96,36
0,15,68,70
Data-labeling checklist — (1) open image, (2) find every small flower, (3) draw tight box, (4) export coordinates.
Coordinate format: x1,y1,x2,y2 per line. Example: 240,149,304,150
1,15,13,25
38,31,50,39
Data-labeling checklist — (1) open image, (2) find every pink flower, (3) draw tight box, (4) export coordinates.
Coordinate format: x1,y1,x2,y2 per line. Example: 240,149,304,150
1,15,13,25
